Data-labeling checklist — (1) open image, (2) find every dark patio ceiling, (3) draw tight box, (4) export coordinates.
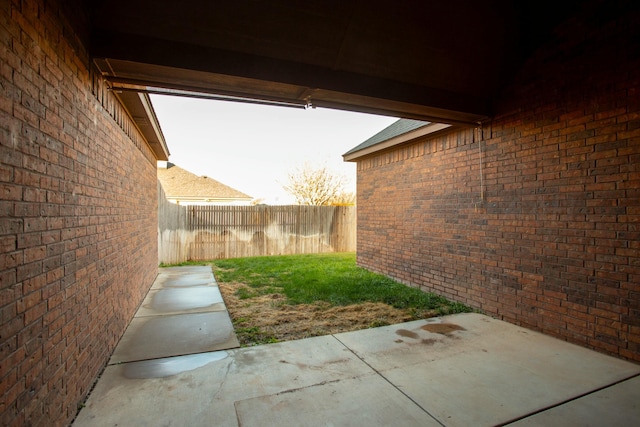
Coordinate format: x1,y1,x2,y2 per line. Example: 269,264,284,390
88,0,583,125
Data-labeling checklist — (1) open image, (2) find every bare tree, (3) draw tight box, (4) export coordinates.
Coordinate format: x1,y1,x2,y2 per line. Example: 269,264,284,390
283,164,351,206
331,190,356,206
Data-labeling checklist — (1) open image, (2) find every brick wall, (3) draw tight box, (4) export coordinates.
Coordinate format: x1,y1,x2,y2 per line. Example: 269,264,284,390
0,1,159,425
356,4,640,362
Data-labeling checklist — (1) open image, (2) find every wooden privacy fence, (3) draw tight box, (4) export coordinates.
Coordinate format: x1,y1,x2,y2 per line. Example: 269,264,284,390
158,186,355,263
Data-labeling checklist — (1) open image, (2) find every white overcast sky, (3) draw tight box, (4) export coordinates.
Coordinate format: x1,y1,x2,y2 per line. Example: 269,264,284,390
150,94,396,204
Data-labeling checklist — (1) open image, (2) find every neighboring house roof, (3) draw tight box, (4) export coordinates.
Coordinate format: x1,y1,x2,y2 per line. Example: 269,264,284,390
343,118,452,161
157,163,252,201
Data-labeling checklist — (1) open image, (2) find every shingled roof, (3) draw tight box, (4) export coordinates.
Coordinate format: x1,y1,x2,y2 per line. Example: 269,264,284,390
343,119,452,161
344,119,429,156
157,163,252,203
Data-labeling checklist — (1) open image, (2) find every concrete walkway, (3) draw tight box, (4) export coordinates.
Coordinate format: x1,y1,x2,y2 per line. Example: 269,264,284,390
108,266,239,364
74,267,640,426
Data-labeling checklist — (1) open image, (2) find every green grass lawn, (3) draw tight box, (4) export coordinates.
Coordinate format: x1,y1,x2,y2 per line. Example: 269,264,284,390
209,252,471,316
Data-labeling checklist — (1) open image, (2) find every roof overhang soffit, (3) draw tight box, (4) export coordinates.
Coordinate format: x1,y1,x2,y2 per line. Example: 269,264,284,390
107,82,170,161
93,55,489,126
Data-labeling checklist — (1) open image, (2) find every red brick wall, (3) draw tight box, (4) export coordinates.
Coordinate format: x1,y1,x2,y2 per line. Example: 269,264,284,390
0,1,159,425
356,6,640,362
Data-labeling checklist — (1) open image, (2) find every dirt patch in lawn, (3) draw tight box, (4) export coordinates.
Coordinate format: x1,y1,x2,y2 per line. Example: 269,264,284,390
219,281,438,346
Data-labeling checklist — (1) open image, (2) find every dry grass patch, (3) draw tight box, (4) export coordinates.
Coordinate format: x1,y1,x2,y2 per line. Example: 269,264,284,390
209,253,472,346
219,281,425,345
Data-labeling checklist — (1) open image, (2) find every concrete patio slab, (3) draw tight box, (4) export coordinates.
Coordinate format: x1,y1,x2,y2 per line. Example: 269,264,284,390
136,286,226,317
120,351,230,379
74,268,640,427
234,373,441,427
75,312,640,427
203,334,375,403
334,314,640,426
109,311,239,364
76,335,377,427
75,351,234,427
509,375,640,427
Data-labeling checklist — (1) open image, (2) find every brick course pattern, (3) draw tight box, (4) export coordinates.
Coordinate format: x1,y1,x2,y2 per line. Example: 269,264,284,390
356,7,640,362
0,1,158,425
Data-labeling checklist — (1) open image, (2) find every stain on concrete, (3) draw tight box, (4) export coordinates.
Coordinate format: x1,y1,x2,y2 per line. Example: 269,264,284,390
421,323,465,335
396,329,419,339
146,287,223,313
155,274,215,288
122,351,228,379
278,358,350,371
109,311,239,364
234,349,262,366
